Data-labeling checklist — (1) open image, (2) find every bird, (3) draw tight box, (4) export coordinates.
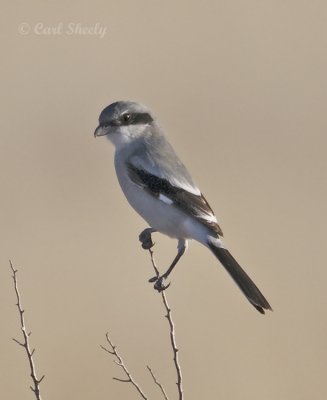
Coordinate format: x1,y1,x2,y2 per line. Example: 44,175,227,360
94,101,272,314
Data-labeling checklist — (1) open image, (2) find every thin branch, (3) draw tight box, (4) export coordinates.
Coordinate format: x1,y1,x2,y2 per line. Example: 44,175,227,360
148,249,184,400
101,333,148,400
147,365,169,400
10,261,44,400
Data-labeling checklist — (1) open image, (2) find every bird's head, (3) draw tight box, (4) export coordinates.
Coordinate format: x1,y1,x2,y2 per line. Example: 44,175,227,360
94,101,155,149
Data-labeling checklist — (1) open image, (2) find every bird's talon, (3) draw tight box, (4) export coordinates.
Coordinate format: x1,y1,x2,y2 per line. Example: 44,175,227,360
141,240,155,250
139,231,155,250
153,277,170,292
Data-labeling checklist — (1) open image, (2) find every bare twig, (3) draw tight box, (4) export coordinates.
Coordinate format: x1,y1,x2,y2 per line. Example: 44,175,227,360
101,333,148,400
148,249,184,400
147,365,169,400
10,261,44,400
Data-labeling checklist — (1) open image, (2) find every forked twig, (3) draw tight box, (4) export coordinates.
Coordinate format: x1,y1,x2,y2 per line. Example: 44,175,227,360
147,365,169,400
148,249,184,400
10,261,44,400
101,333,148,400
102,244,183,399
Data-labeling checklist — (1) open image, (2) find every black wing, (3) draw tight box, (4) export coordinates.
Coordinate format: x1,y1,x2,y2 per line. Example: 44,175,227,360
127,162,223,236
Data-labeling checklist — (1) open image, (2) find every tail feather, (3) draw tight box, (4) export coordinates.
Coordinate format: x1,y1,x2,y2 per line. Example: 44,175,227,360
208,243,272,314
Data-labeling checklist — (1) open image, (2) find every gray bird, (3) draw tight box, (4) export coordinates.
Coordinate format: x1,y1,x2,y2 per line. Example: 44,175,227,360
94,101,272,314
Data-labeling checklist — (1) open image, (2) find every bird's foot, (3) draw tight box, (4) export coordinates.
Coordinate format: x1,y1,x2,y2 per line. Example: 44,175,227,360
139,229,155,250
149,275,171,292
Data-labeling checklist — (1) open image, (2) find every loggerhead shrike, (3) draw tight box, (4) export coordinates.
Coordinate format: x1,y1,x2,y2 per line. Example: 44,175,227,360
94,101,272,314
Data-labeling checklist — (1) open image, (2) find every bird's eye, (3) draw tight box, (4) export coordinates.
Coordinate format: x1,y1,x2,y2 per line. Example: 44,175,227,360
102,122,110,128
122,113,131,123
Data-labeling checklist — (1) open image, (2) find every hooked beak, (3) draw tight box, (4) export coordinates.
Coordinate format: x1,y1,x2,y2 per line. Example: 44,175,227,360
94,125,109,138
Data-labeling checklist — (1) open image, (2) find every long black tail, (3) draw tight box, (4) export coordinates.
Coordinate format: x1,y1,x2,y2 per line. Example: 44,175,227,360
208,243,272,314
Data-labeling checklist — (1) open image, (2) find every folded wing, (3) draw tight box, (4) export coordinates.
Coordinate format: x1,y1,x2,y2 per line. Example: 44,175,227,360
127,161,223,237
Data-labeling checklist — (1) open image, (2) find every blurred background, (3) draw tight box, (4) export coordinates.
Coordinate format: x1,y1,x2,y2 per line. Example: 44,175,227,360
1,1,327,399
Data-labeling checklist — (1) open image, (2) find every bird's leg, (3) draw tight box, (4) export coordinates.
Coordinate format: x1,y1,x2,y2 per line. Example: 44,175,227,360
150,239,188,292
139,228,156,249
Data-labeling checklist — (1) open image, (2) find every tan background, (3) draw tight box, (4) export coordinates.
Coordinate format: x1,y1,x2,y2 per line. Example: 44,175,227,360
1,1,327,399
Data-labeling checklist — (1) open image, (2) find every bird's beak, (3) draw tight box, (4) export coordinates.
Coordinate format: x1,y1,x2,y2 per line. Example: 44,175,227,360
94,125,107,138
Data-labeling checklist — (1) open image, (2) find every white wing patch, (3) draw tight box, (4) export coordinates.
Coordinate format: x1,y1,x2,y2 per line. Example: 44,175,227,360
197,211,218,223
159,194,174,205
169,177,201,196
